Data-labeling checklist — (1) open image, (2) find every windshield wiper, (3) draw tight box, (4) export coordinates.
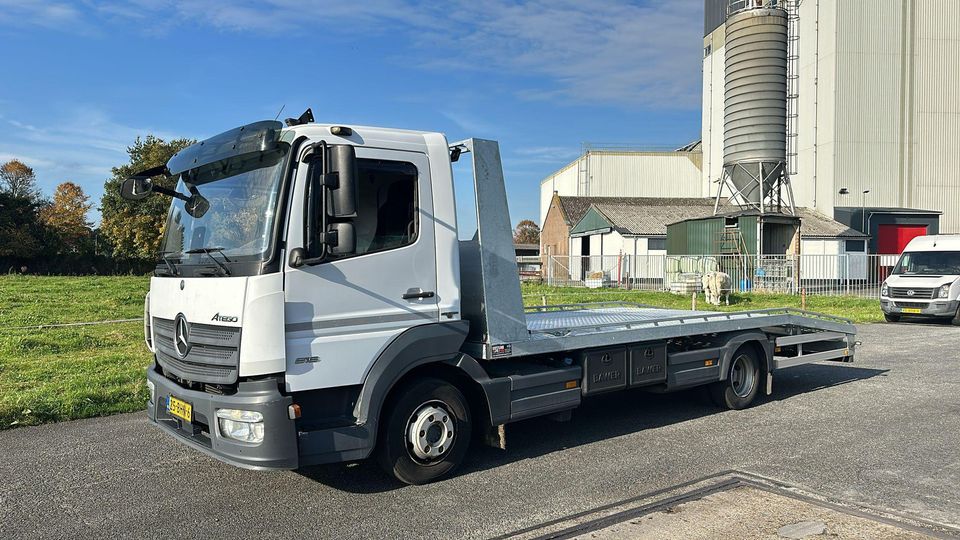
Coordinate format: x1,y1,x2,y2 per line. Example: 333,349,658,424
184,247,231,276
157,252,179,276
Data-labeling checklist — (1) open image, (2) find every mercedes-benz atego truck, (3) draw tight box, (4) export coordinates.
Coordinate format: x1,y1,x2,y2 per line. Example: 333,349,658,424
124,113,858,484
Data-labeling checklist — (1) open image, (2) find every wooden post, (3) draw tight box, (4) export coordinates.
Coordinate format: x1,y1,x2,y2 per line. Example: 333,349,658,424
692,292,697,311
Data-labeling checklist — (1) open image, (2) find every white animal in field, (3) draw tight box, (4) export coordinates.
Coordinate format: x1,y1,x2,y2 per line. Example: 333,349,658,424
702,271,732,306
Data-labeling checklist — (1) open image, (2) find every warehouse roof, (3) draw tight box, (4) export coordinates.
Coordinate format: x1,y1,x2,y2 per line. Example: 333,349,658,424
794,208,869,238
564,196,867,239
558,196,714,230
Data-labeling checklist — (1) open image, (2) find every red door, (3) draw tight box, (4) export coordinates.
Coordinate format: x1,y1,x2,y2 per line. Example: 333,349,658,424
877,224,927,254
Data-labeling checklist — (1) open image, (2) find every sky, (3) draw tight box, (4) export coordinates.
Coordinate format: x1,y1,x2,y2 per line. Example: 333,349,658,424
0,0,704,233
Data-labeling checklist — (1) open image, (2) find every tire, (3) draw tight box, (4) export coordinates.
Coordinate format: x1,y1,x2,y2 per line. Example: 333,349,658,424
952,307,960,327
376,377,472,485
710,348,761,410
884,313,901,323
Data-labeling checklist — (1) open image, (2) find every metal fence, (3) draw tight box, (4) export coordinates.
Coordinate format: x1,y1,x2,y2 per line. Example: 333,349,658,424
539,254,900,298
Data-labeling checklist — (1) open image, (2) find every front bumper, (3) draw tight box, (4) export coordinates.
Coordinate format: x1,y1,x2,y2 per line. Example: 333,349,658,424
147,364,298,470
147,364,377,470
880,299,959,318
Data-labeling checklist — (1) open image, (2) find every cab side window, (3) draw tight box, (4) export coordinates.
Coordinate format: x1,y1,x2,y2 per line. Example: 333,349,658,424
338,158,418,258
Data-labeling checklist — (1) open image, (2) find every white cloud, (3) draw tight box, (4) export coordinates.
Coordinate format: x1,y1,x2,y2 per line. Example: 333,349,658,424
1,1,702,109
0,108,194,219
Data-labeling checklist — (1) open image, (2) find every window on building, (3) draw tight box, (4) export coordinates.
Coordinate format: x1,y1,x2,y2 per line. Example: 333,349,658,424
330,158,418,259
648,237,667,251
845,240,866,253
703,44,712,57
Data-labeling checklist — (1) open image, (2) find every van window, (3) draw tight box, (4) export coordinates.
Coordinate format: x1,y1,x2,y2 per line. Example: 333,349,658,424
892,251,960,275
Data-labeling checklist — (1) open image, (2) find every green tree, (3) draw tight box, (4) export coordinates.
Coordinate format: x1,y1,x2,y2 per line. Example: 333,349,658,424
100,135,195,259
0,159,39,200
513,219,540,245
0,192,46,262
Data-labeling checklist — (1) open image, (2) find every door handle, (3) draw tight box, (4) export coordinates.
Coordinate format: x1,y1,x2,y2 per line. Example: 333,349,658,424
403,288,435,300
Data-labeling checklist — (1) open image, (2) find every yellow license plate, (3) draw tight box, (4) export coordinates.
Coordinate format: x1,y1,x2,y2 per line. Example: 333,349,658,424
167,396,192,422
902,308,922,314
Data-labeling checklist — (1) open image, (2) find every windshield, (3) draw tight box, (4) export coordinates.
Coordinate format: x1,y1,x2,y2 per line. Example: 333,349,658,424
892,251,960,275
161,143,289,263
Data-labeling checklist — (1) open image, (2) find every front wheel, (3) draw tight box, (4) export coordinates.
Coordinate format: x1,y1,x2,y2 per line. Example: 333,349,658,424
376,377,472,485
884,313,901,323
710,348,761,410
952,306,960,326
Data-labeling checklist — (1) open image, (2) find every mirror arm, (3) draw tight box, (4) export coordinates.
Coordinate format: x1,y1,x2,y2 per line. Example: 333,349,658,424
150,185,190,202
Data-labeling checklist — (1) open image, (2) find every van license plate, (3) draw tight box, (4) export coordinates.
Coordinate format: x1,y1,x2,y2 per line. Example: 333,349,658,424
902,308,922,314
167,396,193,422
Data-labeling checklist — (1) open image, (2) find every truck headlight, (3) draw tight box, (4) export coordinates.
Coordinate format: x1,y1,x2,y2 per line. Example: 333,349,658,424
939,284,951,299
880,283,888,297
216,409,264,443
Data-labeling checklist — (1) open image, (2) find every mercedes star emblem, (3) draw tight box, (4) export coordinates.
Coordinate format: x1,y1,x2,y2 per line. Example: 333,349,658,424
174,313,191,358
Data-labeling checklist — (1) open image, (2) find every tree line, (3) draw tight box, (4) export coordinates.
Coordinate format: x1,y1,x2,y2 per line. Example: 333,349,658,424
1,135,193,275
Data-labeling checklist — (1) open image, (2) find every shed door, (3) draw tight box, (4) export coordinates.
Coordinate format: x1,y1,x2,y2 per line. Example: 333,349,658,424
877,224,927,254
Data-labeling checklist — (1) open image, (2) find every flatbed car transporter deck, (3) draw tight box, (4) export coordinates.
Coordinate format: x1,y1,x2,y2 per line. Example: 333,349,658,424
124,117,858,484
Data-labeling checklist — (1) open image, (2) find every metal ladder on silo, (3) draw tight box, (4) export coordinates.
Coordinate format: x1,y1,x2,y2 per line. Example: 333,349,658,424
785,0,801,176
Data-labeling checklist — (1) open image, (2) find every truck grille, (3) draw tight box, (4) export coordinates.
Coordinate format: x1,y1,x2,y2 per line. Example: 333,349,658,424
153,317,240,385
889,287,935,299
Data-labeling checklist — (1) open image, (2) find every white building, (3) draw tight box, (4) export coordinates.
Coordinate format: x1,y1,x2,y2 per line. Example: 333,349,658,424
703,0,960,233
538,145,703,225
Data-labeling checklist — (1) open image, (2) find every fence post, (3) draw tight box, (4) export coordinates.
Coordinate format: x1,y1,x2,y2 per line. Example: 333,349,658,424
845,254,851,296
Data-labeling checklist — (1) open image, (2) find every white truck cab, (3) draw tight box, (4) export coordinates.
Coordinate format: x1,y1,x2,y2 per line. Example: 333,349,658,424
125,113,858,484
880,235,960,324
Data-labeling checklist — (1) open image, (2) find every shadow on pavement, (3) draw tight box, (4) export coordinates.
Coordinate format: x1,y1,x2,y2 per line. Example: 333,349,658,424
297,362,887,493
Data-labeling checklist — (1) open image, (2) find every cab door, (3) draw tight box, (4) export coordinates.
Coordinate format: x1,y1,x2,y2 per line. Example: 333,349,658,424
284,145,438,391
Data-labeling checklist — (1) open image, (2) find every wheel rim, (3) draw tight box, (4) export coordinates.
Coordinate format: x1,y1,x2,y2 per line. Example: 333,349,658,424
730,354,756,398
406,401,455,463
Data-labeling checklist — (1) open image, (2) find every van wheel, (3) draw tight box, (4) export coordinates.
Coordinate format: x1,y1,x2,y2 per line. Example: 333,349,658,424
952,307,960,326
376,377,472,485
884,313,901,323
710,348,761,410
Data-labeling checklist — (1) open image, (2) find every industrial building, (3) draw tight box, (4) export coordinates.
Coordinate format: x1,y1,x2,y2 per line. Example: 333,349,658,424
540,0,959,256
702,0,960,234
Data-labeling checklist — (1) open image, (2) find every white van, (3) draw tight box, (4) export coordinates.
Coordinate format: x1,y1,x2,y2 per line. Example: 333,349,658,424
880,235,960,324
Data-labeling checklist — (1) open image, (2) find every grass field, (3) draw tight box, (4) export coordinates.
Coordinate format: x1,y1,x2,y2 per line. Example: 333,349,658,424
0,276,151,429
519,283,884,324
0,275,880,430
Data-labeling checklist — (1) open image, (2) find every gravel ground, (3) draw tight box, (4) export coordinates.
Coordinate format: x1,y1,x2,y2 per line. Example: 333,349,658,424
1,322,958,539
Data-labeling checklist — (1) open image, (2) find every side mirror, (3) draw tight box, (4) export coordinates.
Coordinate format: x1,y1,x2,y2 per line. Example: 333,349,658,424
327,222,356,256
120,177,154,201
288,223,355,268
327,145,358,218
185,194,210,219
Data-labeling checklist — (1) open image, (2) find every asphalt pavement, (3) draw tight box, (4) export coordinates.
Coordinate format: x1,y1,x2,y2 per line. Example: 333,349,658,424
1,322,959,539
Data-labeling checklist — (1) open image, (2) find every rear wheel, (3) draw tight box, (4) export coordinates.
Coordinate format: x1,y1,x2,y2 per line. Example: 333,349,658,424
376,377,472,485
710,348,761,410
884,313,901,323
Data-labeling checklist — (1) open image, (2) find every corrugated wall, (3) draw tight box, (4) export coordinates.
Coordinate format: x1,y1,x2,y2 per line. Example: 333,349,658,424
702,25,727,197
909,0,960,233
584,152,702,198
666,217,727,255
832,0,906,212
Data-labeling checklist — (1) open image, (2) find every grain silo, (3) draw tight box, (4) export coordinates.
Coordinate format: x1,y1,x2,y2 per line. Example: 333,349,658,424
717,0,795,215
